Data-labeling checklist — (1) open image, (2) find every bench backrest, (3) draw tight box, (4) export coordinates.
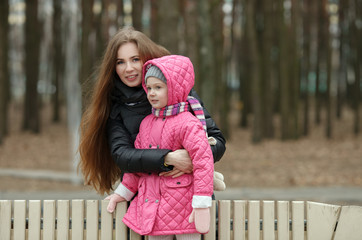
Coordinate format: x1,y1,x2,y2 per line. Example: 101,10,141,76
1,199,362,239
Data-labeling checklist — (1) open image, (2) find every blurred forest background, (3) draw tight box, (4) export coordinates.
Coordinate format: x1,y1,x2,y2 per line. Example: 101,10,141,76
0,0,361,191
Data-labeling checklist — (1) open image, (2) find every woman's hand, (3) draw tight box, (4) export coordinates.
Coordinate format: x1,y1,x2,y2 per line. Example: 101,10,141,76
105,193,126,213
160,149,193,178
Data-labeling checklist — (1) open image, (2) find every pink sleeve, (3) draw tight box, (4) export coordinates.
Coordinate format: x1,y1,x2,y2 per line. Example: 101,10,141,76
181,116,214,197
122,173,140,194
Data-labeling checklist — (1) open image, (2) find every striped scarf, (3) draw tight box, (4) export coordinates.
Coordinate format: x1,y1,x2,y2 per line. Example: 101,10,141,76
152,96,207,135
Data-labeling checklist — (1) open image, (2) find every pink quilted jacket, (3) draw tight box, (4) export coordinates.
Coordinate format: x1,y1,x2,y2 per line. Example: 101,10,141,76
117,55,214,236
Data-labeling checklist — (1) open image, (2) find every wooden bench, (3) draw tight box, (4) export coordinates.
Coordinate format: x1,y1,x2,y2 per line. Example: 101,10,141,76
1,199,362,239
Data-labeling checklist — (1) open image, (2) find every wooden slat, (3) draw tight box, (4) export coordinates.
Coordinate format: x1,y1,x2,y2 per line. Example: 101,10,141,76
101,200,113,240
248,201,260,240
0,200,11,240
130,229,142,240
86,200,99,240
14,200,26,240
115,202,128,240
57,200,70,240
28,200,41,240
306,201,340,240
277,201,289,240
291,201,304,240
204,200,217,240
218,200,231,240
334,205,362,240
233,200,246,240
71,200,84,240
263,201,275,240
43,200,56,240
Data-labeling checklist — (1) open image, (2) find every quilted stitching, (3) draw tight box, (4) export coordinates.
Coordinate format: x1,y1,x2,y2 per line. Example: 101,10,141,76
142,55,195,105
122,56,214,235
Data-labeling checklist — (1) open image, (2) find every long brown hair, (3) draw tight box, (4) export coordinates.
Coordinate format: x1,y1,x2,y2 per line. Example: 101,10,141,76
78,26,170,195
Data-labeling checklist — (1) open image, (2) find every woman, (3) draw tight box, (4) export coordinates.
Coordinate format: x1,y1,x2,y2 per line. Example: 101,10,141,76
78,26,226,195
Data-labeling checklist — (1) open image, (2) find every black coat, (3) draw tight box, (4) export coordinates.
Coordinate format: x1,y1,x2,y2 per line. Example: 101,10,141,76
107,85,226,173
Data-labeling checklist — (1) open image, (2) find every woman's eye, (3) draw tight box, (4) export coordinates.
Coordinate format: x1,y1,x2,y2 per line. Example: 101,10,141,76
116,60,124,65
133,58,140,62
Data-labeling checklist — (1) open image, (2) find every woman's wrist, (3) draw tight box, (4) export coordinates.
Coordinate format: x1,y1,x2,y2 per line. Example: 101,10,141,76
164,152,173,166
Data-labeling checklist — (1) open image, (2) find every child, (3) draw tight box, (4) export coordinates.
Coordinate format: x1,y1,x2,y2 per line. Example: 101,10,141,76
111,55,214,240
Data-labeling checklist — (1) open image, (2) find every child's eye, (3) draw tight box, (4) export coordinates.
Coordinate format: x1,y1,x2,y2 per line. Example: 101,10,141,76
132,58,140,62
116,60,124,65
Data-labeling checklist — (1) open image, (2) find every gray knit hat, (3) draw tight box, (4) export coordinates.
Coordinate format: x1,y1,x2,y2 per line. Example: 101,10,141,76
145,65,167,84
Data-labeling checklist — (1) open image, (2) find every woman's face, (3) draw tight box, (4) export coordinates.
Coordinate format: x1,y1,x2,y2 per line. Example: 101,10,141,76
115,42,143,87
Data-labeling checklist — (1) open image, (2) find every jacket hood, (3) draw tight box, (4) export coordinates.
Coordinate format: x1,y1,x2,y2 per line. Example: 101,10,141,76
142,55,195,106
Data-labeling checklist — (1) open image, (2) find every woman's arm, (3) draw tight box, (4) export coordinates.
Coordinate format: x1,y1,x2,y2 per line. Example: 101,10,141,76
189,89,226,162
107,117,172,173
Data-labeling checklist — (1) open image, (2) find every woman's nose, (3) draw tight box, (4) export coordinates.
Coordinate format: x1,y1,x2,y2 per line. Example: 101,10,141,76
125,62,133,71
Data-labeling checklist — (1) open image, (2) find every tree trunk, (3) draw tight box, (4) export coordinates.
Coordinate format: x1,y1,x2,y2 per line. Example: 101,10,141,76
289,0,300,139
302,0,311,136
245,0,262,143
116,0,124,28
80,0,94,111
261,0,275,138
315,0,325,125
52,0,62,123
149,0,159,43
157,0,179,54
181,0,200,91
210,0,229,138
351,0,361,135
63,0,82,182
324,0,332,138
197,0,215,113
336,0,348,119
23,0,41,133
0,0,10,143
132,0,143,31
239,0,251,128
276,0,289,140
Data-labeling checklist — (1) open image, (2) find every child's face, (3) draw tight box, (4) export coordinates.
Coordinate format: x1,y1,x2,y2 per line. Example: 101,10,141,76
115,42,143,87
146,77,168,109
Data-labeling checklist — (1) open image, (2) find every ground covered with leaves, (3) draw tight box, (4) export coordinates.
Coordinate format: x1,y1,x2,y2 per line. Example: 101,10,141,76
0,103,361,192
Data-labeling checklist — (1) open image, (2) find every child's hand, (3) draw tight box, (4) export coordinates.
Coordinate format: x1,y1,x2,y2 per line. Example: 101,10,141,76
105,193,126,213
188,208,210,233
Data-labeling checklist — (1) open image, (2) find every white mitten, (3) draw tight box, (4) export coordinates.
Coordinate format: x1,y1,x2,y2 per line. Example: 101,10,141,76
213,171,226,191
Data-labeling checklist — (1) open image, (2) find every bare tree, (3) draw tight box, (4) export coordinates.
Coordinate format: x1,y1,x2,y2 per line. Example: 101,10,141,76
244,0,262,142
132,0,143,31
350,0,361,135
157,0,180,54
260,0,275,138
23,0,41,133
324,0,332,138
149,0,159,43
0,0,10,143
80,0,95,111
52,0,63,122
302,0,311,136
180,0,199,89
210,0,229,138
197,0,215,112
239,0,251,129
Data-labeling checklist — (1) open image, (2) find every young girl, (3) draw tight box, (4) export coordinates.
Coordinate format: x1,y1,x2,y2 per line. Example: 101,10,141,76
112,55,214,239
